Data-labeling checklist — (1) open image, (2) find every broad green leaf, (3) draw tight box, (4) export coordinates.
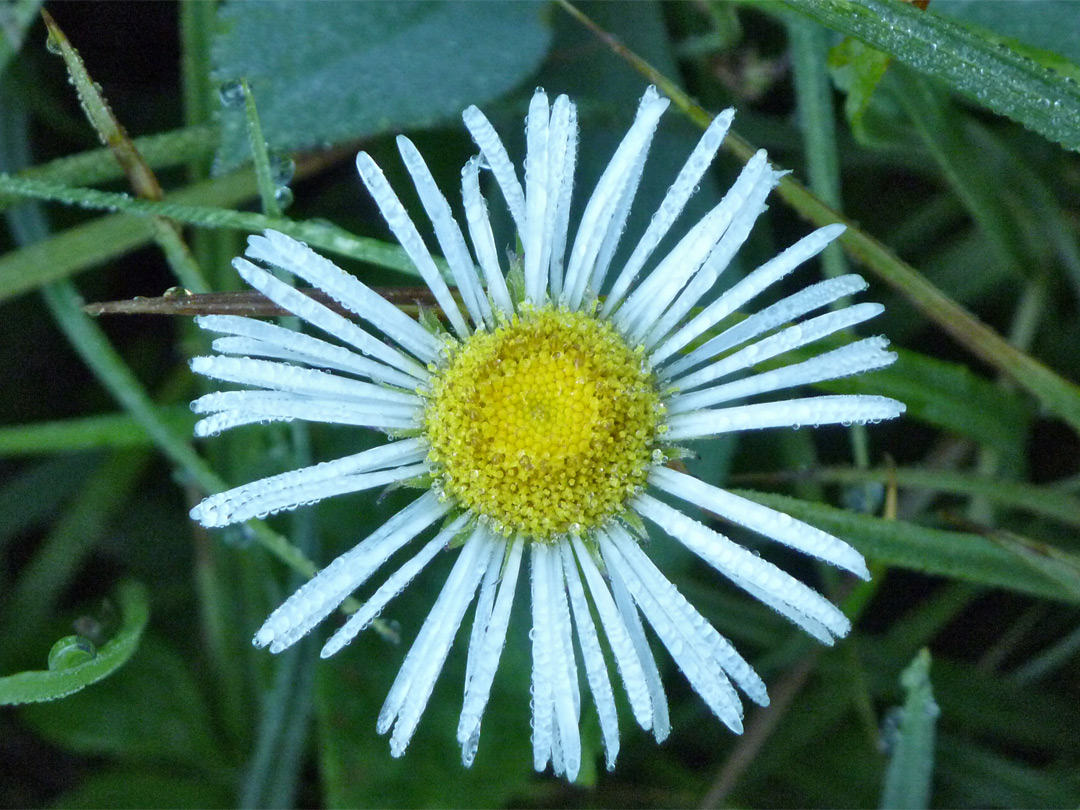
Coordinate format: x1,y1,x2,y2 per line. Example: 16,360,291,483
20,636,225,767
212,1,553,169
737,490,1080,603
880,649,938,810
0,581,148,705
780,0,1080,153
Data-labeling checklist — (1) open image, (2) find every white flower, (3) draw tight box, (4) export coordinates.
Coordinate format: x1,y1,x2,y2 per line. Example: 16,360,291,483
189,86,905,780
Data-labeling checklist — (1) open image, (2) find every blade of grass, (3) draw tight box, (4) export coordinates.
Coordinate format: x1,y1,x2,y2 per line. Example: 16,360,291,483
738,489,1080,603
0,450,149,667
0,581,149,704
744,465,1080,532
0,408,195,457
880,650,938,809
779,0,1080,153
0,172,426,301
0,123,219,212
41,10,207,292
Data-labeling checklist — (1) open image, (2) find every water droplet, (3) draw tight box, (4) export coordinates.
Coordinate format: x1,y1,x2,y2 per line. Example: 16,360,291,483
45,32,63,55
48,635,97,670
268,152,296,185
273,185,294,210
219,80,246,109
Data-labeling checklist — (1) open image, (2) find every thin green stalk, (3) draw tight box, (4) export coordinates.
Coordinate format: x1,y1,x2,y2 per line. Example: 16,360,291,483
786,12,870,470
241,79,284,220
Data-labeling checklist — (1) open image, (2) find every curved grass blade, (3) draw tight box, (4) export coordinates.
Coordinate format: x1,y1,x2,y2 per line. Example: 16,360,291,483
0,581,150,705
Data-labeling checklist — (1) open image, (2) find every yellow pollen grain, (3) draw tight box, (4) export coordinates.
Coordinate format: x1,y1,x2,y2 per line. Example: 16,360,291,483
423,307,661,541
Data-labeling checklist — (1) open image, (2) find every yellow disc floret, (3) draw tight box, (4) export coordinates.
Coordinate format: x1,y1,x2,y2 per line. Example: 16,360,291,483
423,307,661,541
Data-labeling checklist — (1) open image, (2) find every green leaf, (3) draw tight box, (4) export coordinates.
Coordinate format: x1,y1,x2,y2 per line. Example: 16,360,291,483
20,636,226,767
827,35,893,141
880,649,938,810
0,581,149,705
934,0,1080,73
780,0,1080,153
736,490,1080,603
212,1,553,169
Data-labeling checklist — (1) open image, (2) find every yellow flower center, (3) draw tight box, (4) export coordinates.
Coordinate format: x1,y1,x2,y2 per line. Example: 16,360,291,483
423,307,662,541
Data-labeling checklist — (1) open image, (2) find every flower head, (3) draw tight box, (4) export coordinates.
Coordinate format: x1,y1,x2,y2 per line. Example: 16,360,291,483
189,86,904,779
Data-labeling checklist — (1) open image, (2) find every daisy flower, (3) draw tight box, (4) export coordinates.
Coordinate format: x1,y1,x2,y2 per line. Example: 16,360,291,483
189,86,905,780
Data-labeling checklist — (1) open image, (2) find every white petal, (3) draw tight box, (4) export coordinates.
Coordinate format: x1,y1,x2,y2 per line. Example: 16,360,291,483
522,89,551,305
192,396,418,437
461,157,513,316
244,232,442,365
190,355,419,406
380,527,497,756
602,108,735,317
545,543,582,781
564,87,670,310
197,315,419,390
252,491,450,652
320,514,470,658
191,388,418,420
462,103,526,233
570,534,655,732
606,543,670,743
668,336,897,414
665,394,907,442
600,530,745,732
458,537,523,767
641,155,784,349
614,150,769,339
465,535,505,689
632,494,850,642
582,93,670,307
560,542,620,770
232,257,431,378
607,525,768,706
663,272,869,380
547,97,578,300
652,223,846,366
650,466,869,578
355,152,470,338
671,302,885,392
397,136,492,329
529,542,556,771
190,439,427,527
